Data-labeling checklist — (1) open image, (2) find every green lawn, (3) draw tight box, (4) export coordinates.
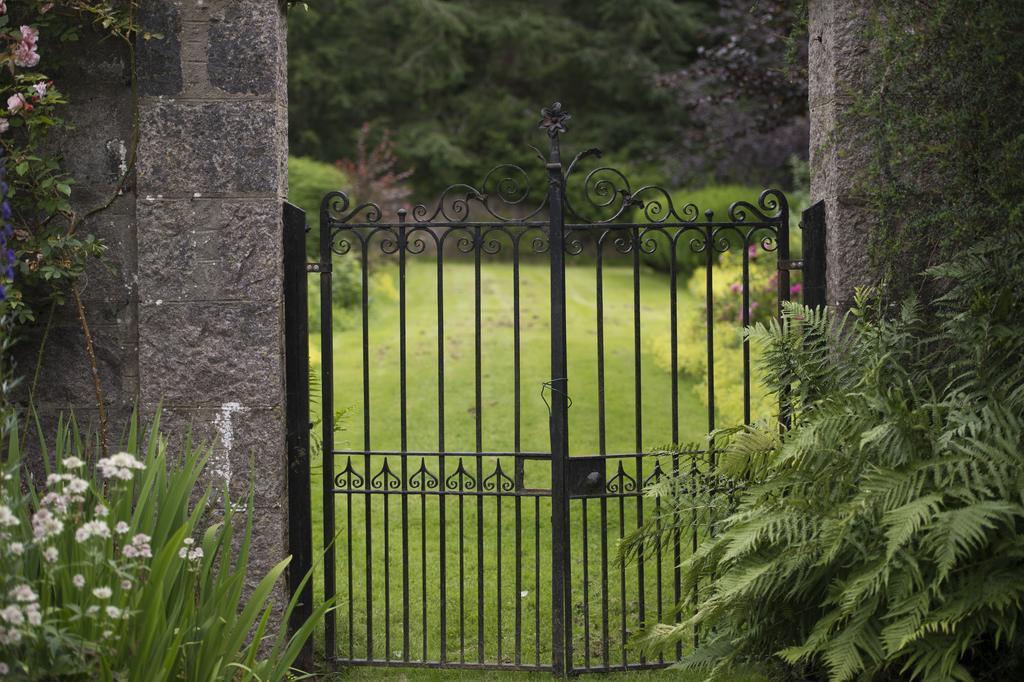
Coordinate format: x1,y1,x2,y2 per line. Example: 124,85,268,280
306,254,754,676
323,665,768,681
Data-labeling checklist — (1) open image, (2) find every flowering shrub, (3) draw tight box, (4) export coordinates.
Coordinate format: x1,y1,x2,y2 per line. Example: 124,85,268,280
0,413,328,680
0,2,132,326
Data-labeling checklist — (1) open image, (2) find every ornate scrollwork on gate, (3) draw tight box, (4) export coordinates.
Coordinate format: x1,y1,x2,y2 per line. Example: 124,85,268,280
409,458,440,491
370,459,401,490
334,456,365,489
606,461,637,494
444,458,477,491
482,461,515,492
642,460,665,488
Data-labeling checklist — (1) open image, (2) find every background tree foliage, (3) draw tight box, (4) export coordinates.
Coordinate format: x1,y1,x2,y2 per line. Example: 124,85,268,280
288,0,808,197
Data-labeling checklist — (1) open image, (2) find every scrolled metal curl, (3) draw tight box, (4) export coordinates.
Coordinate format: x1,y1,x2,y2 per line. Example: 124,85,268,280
564,230,584,256
643,461,665,488
444,458,477,491
637,227,661,255
479,164,546,221
379,231,402,256
482,461,515,492
370,460,401,490
409,458,440,491
412,184,481,223
606,462,637,494
334,457,365,489
629,185,677,224
479,226,508,256
612,232,634,255
727,188,788,223
322,190,383,225
530,233,550,254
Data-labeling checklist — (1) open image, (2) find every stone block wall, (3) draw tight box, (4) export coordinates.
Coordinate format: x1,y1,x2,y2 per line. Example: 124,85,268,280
808,0,879,311
19,0,291,593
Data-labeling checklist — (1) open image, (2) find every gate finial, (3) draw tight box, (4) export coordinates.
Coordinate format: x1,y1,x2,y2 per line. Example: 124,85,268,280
539,102,570,137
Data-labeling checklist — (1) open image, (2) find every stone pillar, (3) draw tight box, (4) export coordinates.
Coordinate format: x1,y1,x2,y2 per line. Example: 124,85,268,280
808,1,878,311
135,0,289,579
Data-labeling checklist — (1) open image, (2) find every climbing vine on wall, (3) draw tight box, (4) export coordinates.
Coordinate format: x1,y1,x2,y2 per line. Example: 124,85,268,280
854,0,1024,298
0,1,153,441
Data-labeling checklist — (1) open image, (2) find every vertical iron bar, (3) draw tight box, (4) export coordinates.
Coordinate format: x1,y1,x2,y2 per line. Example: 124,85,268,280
283,202,313,670
742,235,752,425
513,236,523,667
360,237,374,661
618,479,627,669
546,129,570,676
346,469,353,658
777,206,792,317
398,211,411,662
801,200,827,310
632,228,645,666
669,230,682,661
318,202,338,661
497,482,504,663
459,463,466,664
420,461,428,661
596,235,610,669
534,496,541,667
437,243,448,664
582,498,591,669
384,479,391,660
705,213,716,452
474,229,485,664
777,199,793,430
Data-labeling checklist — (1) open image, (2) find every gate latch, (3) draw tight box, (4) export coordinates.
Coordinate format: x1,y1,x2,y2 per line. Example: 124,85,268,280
567,456,605,497
778,259,804,271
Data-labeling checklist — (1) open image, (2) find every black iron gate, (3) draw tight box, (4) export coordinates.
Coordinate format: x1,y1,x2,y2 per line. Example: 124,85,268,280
283,103,826,674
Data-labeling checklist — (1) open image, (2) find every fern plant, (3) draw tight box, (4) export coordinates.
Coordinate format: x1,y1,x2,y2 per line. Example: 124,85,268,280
623,235,1024,681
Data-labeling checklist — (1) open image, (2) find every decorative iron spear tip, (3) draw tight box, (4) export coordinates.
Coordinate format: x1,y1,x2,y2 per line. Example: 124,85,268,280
538,102,570,137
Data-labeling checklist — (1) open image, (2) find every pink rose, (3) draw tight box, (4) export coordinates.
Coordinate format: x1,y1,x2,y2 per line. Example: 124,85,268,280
0,2,7,16
7,93,28,113
19,27,38,48
13,26,40,68
33,82,47,98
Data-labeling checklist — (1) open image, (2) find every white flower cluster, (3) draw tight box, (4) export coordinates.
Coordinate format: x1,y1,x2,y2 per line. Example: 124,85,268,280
0,504,19,528
31,508,63,541
96,452,145,481
178,537,203,563
0,584,40,645
75,520,111,544
122,533,152,559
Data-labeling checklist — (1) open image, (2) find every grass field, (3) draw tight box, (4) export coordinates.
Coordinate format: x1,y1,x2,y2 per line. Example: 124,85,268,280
306,253,759,678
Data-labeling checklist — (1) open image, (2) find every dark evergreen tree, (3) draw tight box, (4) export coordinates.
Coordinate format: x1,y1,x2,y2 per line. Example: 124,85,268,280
287,0,712,196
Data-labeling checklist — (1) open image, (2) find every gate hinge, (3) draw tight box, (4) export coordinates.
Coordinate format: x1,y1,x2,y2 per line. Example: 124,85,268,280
306,262,332,274
778,259,804,271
